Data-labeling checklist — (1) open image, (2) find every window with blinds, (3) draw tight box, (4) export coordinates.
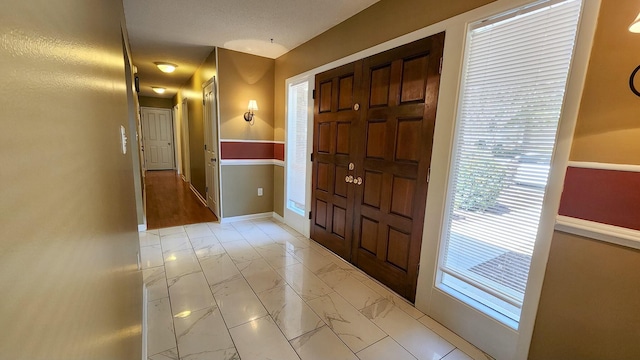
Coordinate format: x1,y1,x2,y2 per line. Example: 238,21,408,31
286,80,310,215
438,0,582,324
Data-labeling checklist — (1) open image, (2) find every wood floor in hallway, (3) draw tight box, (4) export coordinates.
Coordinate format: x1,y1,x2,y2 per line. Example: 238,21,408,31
145,170,217,229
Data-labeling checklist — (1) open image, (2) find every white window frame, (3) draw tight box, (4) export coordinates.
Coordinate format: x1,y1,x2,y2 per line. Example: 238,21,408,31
436,0,585,327
283,75,314,237
416,0,600,358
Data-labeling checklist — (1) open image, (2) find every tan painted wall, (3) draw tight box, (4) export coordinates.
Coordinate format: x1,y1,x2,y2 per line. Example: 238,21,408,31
218,48,275,140
529,232,640,359
217,48,276,218
570,0,640,165
139,96,174,109
174,49,217,197
0,1,142,358
530,0,640,357
274,166,285,216
221,165,274,217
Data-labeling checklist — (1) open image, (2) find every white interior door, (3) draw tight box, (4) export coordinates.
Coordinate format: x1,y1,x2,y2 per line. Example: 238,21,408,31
284,77,313,237
203,79,220,218
141,107,175,170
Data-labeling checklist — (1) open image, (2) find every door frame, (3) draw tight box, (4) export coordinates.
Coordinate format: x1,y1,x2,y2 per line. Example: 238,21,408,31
181,98,191,183
281,0,600,358
283,74,314,237
202,76,222,218
140,106,175,170
173,104,182,175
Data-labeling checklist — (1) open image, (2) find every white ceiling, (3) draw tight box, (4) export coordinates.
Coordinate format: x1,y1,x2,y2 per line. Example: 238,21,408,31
123,0,381,98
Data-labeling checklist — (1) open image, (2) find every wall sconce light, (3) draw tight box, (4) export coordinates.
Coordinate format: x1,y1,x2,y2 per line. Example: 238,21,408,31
154,62,178,73
630,12,640,33
244,100,258,125
629,12,640,97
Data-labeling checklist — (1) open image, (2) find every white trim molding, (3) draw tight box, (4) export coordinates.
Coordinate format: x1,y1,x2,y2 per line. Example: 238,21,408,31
220,159,284,166
220,139,285,144
567,161,640,172
272,212,285,223
555,215,640,250
190,184,207,206
141,284,148,360
138,223,147,232
220,211,277,224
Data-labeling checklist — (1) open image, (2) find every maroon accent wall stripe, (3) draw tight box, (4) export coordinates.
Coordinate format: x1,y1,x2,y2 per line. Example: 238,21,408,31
220,141,284,161
274,143,284,161
559,166,640,231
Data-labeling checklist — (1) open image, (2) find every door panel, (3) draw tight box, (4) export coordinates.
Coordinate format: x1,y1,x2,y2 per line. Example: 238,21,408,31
310,33,445,302
352,34,444,302
142,108,175,170
310,62,361,260
203,79,220,218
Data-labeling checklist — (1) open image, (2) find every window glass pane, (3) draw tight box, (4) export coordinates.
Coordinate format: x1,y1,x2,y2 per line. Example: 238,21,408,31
287,81,309,215
438,0,582,324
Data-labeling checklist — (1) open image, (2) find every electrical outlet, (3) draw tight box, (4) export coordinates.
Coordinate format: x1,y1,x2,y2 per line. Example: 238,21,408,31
258,187,263,196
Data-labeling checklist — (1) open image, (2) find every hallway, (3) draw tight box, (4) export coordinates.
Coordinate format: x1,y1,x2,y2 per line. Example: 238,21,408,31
139,219,488,360
145,170,217,229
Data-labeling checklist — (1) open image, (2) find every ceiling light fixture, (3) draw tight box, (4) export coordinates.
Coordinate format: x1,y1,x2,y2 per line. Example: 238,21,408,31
154,62,178,73
152,87,166,94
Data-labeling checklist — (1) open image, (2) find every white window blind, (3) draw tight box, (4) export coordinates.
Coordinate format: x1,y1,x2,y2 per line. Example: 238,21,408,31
286,81,309,215
438,0,582,324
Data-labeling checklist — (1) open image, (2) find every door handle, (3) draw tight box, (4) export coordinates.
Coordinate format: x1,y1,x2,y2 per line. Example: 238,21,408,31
345,175,354,183
355,177,363,185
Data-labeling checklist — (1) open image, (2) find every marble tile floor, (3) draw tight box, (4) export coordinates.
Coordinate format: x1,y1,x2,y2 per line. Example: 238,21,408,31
140,219,491,360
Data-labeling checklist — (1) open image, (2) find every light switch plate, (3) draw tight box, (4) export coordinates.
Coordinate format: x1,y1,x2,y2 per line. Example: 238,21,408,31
120,125,128,154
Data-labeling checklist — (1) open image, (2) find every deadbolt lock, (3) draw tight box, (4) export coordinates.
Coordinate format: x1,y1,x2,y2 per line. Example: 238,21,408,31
348,162,355,170
353,103,360,111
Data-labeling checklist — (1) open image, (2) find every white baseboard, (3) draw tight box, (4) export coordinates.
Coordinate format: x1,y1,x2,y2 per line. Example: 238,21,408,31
220,212,278,224
189,184,207,206
272,212,285,223
138,223,147,232
555,215,640,250
141,284,148,360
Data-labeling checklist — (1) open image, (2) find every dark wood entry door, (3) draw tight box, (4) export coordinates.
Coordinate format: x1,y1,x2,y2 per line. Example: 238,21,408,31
311,33,445,302
310,62,362,260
